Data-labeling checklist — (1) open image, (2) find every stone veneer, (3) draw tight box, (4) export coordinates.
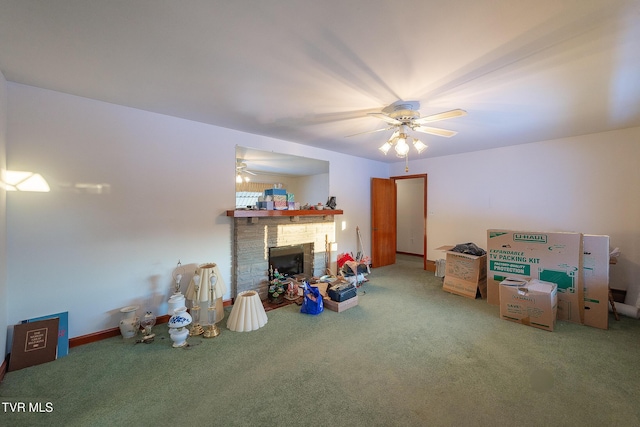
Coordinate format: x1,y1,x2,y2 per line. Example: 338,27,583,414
231,215,336,299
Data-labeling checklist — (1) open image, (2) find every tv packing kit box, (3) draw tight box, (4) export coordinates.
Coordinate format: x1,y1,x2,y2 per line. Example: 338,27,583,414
499,278,557,332
487,230,584,324
437,246,487,299
582,235,610,330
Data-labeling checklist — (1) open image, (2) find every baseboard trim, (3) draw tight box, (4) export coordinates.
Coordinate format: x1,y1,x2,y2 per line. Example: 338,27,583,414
68,299,233,348
69,314,170,348
425,259,436,272
395,252,436,272
396,251,423,257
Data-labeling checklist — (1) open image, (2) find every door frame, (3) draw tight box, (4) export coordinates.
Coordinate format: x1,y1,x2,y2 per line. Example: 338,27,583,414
392,174,428,270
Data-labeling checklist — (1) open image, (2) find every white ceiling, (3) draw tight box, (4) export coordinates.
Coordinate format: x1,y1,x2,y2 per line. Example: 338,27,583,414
1,0,639,164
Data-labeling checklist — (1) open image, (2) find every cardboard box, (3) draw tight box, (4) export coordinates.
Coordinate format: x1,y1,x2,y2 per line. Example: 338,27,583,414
257,201,274,210
437,246,487,299
273,195,288,210
487,230,584,324
323,295,358,312
264,188,287,196
499,278,558,332
582,235,610,330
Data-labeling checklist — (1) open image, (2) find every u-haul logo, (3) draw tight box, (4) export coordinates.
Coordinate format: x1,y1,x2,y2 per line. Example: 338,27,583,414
513,233,547,243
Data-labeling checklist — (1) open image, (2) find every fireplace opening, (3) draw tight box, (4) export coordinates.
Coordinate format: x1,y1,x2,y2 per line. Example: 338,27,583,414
269,243,313,278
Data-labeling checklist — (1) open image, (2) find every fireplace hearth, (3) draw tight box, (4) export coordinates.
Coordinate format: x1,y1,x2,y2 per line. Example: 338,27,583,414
229,214,337,299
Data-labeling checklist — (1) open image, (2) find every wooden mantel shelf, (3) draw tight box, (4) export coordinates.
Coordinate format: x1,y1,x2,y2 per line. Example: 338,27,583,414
227,209,343,218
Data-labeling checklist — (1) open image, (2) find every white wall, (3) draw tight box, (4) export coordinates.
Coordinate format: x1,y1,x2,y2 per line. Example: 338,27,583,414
396,178,424,255
0,72,8,359
390,128,640,306
5,83,388,341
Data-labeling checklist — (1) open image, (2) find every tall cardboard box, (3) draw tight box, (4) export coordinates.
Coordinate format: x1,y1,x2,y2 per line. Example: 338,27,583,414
582,235,609,330
438,246,487,299
499,278,558,332
487,230,583,324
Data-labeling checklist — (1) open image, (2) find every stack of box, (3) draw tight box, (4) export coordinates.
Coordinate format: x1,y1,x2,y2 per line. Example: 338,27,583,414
487,230,584,324
264,188,288,210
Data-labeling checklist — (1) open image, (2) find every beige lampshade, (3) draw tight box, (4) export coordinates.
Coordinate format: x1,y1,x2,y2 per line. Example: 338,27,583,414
226,291,268,332
186,263,227,324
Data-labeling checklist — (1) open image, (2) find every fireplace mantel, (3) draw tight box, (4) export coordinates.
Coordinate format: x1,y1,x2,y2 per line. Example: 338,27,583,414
226,209,343,218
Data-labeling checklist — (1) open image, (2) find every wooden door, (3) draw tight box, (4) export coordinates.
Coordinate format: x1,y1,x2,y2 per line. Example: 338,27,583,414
371,178,396,267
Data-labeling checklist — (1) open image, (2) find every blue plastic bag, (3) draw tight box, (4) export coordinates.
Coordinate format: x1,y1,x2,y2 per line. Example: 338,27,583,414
300,283,323,315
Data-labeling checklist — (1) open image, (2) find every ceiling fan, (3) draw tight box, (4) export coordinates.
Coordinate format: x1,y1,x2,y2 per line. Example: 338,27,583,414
236,159,256,183
349,100,467,158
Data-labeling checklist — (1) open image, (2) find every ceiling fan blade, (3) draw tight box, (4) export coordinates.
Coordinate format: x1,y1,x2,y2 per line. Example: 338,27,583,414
244,170,257,176
367,112,402,125
413,126,458,137
413,109,467,124
346,126,395,138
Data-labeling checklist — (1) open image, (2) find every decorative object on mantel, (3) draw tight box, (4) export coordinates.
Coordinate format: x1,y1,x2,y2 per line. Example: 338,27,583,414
226,209,343,218
168,306,192,348
119,306,140,339
326,196,337,210
186,263,227,324
227,290,268,332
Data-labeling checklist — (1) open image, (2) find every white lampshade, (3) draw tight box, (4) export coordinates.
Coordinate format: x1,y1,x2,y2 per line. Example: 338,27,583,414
413,138,428,154
236,173,243,183
379,142,392,154
226,290,268,332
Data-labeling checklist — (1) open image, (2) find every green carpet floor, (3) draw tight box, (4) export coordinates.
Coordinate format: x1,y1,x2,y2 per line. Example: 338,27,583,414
1,255,639,426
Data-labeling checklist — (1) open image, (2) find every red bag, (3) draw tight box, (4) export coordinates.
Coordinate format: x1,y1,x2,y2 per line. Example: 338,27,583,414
337,253,354,268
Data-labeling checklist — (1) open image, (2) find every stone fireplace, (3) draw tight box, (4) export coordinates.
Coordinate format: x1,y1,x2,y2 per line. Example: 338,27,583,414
229,212,338,300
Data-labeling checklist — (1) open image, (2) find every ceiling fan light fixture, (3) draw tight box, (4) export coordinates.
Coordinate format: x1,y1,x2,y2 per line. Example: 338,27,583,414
395,138,409,157
413,138,427,154
362,101,465,160
236,173,243,184
379,141,392,155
